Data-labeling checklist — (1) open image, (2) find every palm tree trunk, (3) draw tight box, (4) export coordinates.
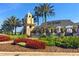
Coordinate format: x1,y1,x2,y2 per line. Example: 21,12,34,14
11,30,13,35
37,19,39,26
37,16,39,26
14,26,16,35
44,13,47,35
44,13,47,23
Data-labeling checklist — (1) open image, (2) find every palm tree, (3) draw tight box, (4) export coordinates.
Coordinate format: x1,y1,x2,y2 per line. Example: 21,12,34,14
40,3,55,24
34,3,55,34
34,6,42,26
21,14,28,34
21,18,26,34
1,20,14,34
7,16,21,35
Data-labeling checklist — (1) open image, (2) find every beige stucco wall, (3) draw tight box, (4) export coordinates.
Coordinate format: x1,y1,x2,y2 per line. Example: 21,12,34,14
26,13,35,36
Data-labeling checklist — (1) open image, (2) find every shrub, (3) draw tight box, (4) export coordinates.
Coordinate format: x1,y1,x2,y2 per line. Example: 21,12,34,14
13,38,46,49
54,36,79,48
39,35,58,46
47,41,55,46
0,35,11,42
60,36,79,48
39,34,79,48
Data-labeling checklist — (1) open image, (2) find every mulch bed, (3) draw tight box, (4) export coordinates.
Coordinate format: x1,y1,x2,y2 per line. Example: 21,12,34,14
0,43,79,52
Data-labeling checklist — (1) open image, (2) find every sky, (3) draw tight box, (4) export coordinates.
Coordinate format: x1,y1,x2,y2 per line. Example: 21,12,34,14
0,3,79,30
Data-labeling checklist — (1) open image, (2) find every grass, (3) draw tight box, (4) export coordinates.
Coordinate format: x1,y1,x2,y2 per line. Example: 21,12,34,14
9,34,27,40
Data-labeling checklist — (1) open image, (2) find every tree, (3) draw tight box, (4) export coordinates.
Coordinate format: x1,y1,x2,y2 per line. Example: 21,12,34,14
21,14,28,34
9,16,21,35
34,3,55,34
34,6,42,26
21,18,26,34
1,20,14,34
1,16,21,35
39,3,55,25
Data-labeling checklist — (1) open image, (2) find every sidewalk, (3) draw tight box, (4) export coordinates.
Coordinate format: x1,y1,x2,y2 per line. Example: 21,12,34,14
0,52,79,56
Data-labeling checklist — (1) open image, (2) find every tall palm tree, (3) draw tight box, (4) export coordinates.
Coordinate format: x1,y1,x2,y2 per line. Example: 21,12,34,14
21,14,28,34
34,6,42,26
7,16,21,35
35,3,55,34
40,3,55,24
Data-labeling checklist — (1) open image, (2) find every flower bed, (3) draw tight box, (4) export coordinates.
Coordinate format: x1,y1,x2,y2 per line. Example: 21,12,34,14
0,35,10,42
13,38,46,49
39,35,79,49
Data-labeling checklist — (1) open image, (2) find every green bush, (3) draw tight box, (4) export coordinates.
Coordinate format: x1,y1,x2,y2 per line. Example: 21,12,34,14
47,40,55,46
39,34,79,48
60,36,79,48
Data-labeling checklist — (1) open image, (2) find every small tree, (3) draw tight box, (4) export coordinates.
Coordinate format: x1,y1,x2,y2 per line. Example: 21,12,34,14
1,16,21,35
8,16,21,35
1,20,13,34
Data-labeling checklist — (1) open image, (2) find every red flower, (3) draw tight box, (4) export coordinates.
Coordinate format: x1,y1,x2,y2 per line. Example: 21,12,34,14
0,35,10,42
13,38,46,49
